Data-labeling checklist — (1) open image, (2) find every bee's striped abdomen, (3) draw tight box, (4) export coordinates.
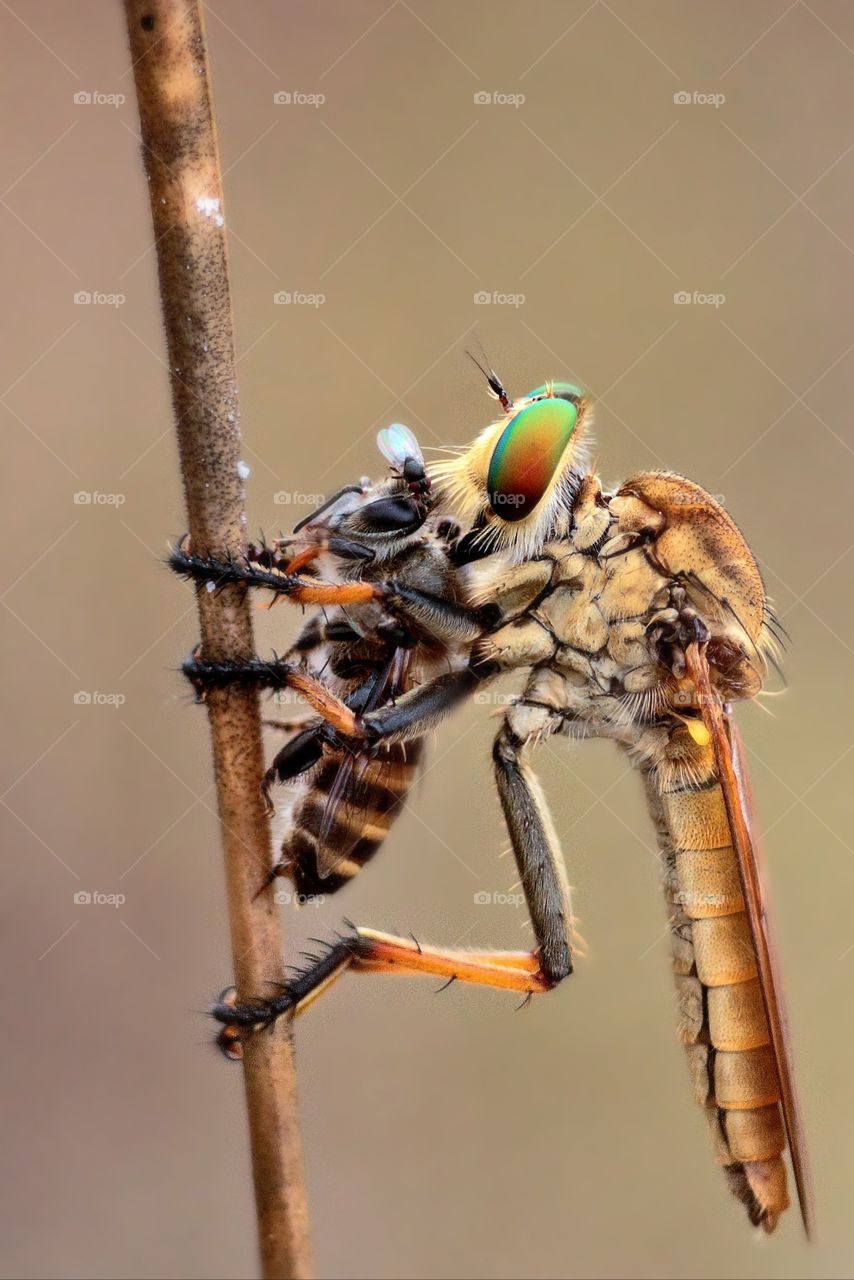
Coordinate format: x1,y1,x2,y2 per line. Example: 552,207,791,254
652,765,789,1231
284,740,424,898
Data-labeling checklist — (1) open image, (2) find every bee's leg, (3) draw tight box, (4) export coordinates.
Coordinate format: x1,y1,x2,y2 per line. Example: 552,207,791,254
255,536,377,576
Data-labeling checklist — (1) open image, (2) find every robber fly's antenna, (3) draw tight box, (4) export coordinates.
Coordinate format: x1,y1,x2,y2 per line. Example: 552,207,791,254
466,342,513,412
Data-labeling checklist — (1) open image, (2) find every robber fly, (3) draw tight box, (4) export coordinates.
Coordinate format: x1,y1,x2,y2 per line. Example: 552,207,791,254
171,372,812,1236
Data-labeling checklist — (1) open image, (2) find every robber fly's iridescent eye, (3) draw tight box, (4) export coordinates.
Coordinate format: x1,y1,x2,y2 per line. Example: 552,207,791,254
524,381,584,403
377,423,424,470
486,395,578,522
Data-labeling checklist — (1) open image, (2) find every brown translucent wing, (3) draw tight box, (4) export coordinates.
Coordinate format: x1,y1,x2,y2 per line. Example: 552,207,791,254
686,642,816,1238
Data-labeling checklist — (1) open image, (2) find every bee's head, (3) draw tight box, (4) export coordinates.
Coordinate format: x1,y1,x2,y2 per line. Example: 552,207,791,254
431,376,593,558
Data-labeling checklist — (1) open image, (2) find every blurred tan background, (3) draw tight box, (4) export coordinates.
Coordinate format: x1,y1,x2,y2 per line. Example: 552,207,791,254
3,2,853,1277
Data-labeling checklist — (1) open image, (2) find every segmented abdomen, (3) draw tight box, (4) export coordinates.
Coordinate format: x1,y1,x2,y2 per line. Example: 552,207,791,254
648,768,789,1231
284,740,424,898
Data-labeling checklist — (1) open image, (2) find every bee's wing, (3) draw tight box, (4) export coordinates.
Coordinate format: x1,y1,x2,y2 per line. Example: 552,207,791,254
314,647,425,884
687,643,816,1239
313,739,426,881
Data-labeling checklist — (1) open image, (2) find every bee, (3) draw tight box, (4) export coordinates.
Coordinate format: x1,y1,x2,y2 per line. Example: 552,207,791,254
172,369,812,1235
172,423,492,899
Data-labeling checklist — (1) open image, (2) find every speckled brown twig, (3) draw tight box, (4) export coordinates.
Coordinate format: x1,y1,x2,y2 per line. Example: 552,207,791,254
122,4,313,1276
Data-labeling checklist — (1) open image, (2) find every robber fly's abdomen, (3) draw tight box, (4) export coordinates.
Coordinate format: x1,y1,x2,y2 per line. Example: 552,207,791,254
648,765,789,1230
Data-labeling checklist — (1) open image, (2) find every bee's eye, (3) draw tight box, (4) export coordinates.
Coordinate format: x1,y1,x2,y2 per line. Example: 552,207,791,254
486,397,578,522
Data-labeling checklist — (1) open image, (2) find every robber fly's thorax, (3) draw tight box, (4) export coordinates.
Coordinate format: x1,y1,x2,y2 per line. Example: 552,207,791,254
465,469,770,746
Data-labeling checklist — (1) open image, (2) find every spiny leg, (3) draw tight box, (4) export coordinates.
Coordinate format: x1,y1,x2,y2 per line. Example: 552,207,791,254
184,649,491,757
170,545,381,607
213,927,555,1058
214,675,574,1054
170,543,496,644
180,649,362,739
492,720,573,984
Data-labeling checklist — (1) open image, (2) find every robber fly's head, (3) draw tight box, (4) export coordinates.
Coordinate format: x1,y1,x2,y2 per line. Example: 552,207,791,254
295,424,435,562
431,374,592,559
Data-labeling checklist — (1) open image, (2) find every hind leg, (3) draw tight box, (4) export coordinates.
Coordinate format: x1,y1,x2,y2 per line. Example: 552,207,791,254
214,670,575,1055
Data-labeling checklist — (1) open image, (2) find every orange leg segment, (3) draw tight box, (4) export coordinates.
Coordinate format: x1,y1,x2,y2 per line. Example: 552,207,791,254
213,927,555,1056
350,928,551,992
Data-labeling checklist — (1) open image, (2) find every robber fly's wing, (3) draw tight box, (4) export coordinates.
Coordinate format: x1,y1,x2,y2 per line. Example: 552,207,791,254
686,643,816,1239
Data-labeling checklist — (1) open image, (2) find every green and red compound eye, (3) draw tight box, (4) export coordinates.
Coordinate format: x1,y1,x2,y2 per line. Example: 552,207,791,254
486,388,580,522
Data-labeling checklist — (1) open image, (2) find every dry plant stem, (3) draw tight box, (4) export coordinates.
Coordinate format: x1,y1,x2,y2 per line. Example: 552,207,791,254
122,4,313,1277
